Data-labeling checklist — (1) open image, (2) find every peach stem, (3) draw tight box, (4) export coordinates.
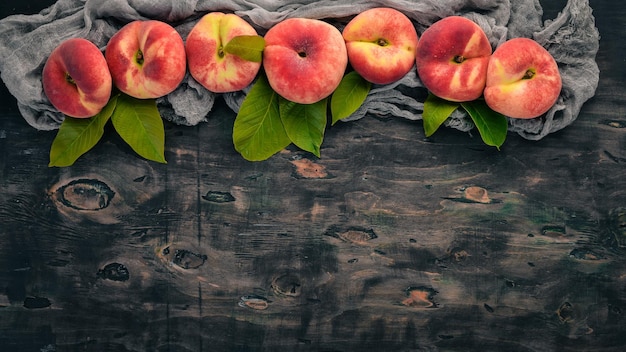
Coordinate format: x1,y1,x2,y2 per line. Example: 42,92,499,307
523,69,536,80
135,50,144,65
65,72,76,85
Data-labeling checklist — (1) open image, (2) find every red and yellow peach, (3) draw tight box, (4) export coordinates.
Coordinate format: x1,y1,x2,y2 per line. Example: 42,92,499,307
186,12,262,93
42,38,112,118
263,18,348,104
342,8,419,85
484,37,562,119
415,16,492,102
105,20,186,99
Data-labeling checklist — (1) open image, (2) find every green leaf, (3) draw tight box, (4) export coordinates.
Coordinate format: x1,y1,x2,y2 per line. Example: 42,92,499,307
233,75,291,161
49,95,118,167
111,94,166,163
224,35,266,63
280,98,328,157
422,93,460,137
330,71,371,125
461,100,508,149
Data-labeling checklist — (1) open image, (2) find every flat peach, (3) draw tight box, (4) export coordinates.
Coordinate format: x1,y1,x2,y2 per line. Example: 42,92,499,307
415,16,492,102
186,12,261,93
263,18,348,104
484,38,562,119
43,38,112,118
343,8,419,85
105,20,186,99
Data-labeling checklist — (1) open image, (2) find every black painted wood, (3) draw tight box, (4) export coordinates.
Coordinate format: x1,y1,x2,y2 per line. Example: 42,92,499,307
1,1,625,351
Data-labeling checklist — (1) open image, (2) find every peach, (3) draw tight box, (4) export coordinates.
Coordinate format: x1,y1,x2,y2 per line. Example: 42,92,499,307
415,16,492,102
484,38,562,119
342,8,419,85
42,38,112,118
263,18,348,104
105,20,186,99
186,12,261,93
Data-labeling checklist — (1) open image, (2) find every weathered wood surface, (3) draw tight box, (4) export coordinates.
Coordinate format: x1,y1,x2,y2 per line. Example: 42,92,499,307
1,1,625,351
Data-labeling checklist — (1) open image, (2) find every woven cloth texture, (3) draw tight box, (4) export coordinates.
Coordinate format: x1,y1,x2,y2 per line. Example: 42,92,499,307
0,0,599,140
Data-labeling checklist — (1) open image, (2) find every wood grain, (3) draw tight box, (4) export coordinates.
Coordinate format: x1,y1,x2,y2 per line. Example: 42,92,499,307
1,1,625,351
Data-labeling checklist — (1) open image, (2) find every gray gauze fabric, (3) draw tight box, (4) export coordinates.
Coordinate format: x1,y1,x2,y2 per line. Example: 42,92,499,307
0,0,599,140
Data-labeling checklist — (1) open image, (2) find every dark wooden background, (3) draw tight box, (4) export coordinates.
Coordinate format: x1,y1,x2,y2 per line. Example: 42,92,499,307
1,1,624,351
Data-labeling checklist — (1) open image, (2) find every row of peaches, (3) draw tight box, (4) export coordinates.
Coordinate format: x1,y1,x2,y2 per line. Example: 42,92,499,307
42,7,561,121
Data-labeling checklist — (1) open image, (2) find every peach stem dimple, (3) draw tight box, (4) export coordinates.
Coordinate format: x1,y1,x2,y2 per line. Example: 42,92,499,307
65,72,76,85
523,69,536,80
377,38,389,47
135,50,144,65
453,55,465,64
